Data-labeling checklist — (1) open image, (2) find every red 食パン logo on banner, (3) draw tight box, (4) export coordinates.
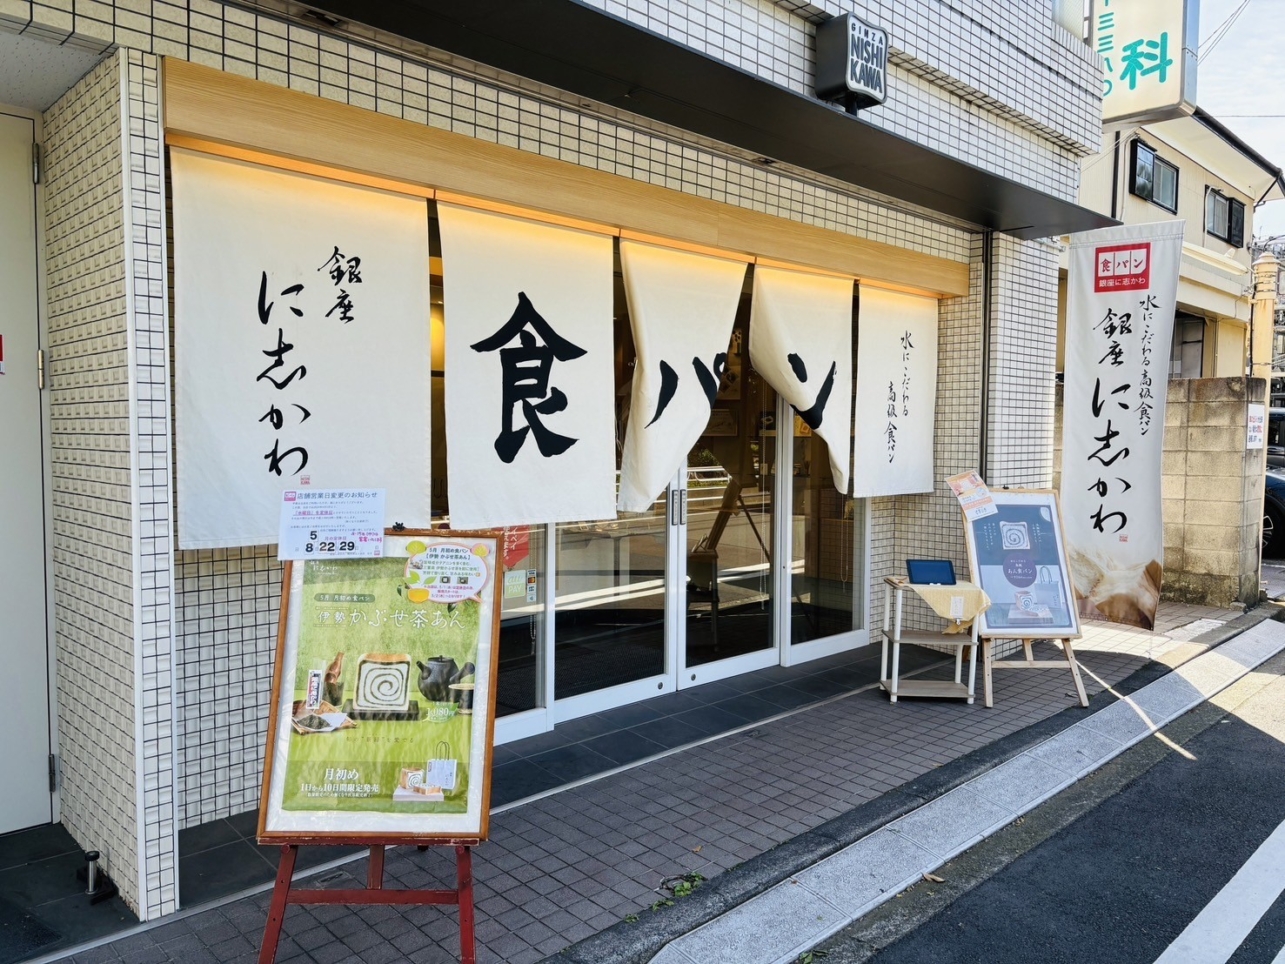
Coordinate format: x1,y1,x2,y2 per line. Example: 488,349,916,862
1094,242,1151,292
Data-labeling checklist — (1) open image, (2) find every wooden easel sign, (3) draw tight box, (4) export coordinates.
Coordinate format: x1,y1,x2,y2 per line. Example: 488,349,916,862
256,529,503,964
961,489,1089,709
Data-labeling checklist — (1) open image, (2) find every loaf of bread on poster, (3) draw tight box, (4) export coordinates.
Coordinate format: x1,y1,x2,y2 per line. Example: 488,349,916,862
1068,550,1162,631
353,653,413,712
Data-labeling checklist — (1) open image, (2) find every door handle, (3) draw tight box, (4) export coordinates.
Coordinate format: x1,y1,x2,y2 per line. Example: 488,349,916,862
669,489,688,526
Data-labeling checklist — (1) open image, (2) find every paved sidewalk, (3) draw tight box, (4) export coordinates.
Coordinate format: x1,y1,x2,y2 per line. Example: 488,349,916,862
48,602,1250,964
649,619,1285,964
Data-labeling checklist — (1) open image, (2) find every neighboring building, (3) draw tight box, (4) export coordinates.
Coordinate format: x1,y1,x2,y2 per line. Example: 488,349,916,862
0,0,1106,924
1060,109,1285,380
1054,109,1284,607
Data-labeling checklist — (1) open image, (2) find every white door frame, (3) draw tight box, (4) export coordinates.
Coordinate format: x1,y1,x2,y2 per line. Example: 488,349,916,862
1,103,59,826
678,403,776,688
493,524,558,744
783,493,873,666
552,490,679,722
776,394,872,668
512,392,875,735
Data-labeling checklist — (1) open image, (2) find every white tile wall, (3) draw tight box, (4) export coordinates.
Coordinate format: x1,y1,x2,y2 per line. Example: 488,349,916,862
582,0,1102,195
766,0,1103,153
122,48,179,918
4,0,1096,921
870,231,1061,638
38,41,178,923
869,236,987,634
42,51,142,916
987,234,1062,488
174,546,282,825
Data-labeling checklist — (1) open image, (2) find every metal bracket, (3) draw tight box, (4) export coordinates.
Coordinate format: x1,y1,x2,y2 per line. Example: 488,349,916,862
32,142,42,184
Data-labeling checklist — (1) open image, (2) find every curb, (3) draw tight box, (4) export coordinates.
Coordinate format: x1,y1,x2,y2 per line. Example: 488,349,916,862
539,607,1278,964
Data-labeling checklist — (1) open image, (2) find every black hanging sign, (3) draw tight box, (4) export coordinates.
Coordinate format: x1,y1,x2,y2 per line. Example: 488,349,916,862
815,13,889,112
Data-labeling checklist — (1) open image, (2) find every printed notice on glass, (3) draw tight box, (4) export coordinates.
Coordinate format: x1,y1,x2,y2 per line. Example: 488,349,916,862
947,471,998,522
278,488,386,560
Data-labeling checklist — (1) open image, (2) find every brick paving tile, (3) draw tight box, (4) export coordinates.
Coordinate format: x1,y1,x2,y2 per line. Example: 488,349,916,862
356,944,404,964
341,927,386,953
69,948,123,964
208,935,256,959
190,919,240,946
323,915,367,939
305,942,352,964
291,925,332,951
156,933,216,958
407,946,457,964
59,607,1226,964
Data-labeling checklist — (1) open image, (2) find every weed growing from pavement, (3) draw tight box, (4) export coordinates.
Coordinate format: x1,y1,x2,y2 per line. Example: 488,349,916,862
628,872,708,920
666,872,705,898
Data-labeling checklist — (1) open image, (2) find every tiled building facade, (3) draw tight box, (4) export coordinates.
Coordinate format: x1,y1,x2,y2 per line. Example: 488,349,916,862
0,0,1102,922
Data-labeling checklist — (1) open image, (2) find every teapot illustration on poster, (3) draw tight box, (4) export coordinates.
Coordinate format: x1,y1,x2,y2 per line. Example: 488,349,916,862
417,657,476,704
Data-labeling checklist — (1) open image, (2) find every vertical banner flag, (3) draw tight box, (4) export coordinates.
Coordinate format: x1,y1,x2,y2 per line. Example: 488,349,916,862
749,266,854,493
171,150,432,549
851,286,938,497
1062,221,1183,630
438,204,615,528
618,241,748,512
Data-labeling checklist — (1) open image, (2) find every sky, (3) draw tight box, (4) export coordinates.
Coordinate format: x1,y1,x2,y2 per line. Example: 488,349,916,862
1195,0,1285,239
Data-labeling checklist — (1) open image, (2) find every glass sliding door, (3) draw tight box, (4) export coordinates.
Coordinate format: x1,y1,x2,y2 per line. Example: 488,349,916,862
552,264,679,719
495,525,547,717
784,418,868,661
680,308,780,686
781,278,869,665
553,492,672,710
502,248,873,731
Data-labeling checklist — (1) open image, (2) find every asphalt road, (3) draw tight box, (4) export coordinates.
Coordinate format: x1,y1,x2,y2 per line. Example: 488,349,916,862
810,652,1285,964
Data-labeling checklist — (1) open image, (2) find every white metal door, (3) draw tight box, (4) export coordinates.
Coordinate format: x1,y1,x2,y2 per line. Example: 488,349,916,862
0,110,53,833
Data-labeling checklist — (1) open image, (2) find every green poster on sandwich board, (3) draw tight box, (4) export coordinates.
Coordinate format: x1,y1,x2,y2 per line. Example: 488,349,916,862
259,530,501,844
